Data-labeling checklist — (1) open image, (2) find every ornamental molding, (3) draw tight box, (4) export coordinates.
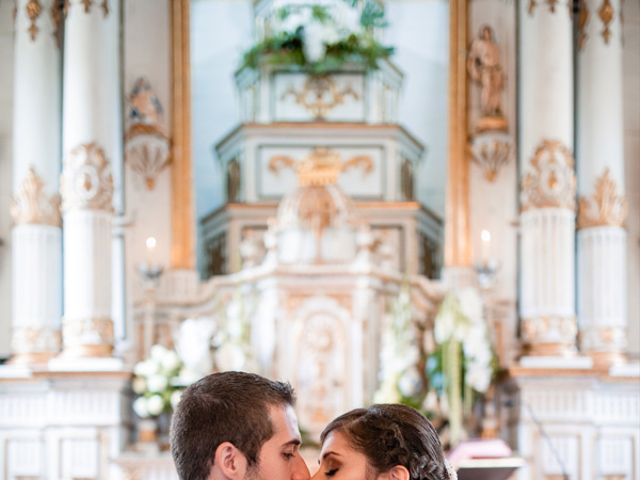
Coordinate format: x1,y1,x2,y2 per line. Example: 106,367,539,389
61,142,114,213
598,0,614,44
25,0,42,41
521,315,577,355
51,0,64,48
469,137,511,183
528,0,564,15
269,148,373,187
578,2,591,50
521,140,576,212
62,316,114,356
578,168,627,229
12,325,61,355
10,166,62,227
281,75,360,120
65,0,109,17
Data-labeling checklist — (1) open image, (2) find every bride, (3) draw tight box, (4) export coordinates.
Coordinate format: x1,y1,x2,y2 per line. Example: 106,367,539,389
312,404,456,480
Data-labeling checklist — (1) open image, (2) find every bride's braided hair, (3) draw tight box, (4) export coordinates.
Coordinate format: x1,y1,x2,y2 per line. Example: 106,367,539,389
320,404,450,480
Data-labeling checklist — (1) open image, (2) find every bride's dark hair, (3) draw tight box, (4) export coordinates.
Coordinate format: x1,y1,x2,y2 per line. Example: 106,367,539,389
320,404,449,480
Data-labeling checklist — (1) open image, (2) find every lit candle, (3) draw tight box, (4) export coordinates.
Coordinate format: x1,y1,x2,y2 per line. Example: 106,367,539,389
145,236,157,265
480,229,491,265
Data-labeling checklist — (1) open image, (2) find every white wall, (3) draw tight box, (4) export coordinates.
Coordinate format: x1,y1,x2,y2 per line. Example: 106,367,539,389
623,0,640,355
0,1,14,357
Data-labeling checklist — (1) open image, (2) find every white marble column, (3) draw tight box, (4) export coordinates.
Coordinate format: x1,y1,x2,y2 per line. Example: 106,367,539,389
9,0,63,364
519,0,578,357
577,0,628,366
59,0,121,358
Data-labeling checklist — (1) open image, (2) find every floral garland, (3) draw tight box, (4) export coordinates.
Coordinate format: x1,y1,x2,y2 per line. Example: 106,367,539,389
241,0,394,74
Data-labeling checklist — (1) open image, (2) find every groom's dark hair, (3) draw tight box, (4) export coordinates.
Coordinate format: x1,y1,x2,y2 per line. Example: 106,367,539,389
170,371,295,480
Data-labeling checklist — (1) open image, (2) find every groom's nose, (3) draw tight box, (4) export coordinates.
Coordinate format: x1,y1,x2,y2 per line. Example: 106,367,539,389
292,451,311,480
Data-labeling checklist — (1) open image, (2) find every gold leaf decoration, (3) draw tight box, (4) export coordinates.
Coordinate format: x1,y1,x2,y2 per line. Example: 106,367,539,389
82,0,91,13
101,0,108,16
598,0,614,44
25,0,42,41
578,2,591,50
51,0,64,48
280,76,360,120
10,166,62,227
521,140,576,212
61,142,114,212
578,168,627,229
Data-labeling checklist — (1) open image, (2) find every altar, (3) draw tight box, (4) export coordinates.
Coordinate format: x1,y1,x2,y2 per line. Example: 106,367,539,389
0,0,639,479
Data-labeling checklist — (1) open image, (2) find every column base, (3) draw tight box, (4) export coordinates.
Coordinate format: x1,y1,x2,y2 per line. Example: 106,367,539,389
520,341,577,357
8,351,57,366
587,351,627,369
57,343,114,358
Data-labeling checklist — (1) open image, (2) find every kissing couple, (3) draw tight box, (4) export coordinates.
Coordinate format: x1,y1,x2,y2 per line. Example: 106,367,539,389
170,371,457,480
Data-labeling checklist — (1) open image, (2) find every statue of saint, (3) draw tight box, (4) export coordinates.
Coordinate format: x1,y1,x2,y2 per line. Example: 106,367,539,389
467,26,507,131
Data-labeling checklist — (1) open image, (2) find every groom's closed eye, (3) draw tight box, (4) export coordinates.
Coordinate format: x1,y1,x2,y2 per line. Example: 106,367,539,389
281,438,302,460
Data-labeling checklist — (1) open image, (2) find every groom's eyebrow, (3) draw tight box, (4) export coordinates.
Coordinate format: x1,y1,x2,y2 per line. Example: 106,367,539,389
282,438,302,448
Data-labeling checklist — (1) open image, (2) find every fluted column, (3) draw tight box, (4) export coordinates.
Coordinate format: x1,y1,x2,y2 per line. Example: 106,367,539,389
577,0,627,366
10,0,63,364
519,0,577,357
59,0,120,358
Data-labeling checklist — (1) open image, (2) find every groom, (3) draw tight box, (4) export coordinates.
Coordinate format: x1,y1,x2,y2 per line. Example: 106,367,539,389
170,371,311,480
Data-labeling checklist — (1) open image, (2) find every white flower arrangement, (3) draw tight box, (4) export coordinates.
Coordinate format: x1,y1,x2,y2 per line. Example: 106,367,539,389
132,344,186,419
241,0,393,73
211,288,259,374
426,287,496,445
374,284,426,408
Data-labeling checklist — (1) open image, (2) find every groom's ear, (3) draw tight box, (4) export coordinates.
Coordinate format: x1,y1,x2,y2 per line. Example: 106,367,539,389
212,441,249,479
378,465,410,480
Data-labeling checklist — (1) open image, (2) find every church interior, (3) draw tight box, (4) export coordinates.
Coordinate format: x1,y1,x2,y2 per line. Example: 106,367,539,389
0,0,639,478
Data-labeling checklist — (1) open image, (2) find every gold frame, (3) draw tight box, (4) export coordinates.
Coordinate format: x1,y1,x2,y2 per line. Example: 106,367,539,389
170,1,471,270
445,0,471,268
170,0,194,269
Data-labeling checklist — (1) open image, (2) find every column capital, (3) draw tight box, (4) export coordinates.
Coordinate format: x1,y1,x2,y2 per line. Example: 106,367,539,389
578,168,627,229
61,142,114,213
10,166,61,227
64,0,110,17
521,140,576,212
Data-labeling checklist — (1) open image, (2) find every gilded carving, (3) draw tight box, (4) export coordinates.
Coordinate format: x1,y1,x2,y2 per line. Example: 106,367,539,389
528,0,563,15
598,0,614,44
578,168,627,229
521,315,577,355
61,142,114,213
62,316,114,356
281,75,360,120
521,140,576,212
10,166,62,227
470,138,511,182
26,0,42,41
269,148,372,187
81,0,91,13
101,0,108,16
51,0,64,48
467,25,507,132
578,2,590,50
11,326,61,358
